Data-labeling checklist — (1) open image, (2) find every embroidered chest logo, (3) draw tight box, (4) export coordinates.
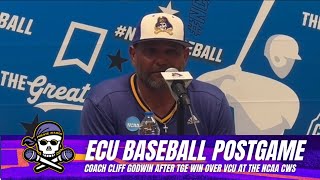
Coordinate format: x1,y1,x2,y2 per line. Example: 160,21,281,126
154,16,173,35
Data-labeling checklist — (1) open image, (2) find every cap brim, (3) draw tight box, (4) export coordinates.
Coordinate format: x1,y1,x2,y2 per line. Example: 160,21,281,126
132,38,192,47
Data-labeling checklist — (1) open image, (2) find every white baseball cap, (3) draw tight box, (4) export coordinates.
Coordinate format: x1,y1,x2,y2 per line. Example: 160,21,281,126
132,13,191,47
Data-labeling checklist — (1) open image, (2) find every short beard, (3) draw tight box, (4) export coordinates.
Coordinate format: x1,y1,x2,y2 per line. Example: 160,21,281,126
136,72,167,89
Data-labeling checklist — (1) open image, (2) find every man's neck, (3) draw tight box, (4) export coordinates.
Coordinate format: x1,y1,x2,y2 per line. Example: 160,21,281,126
136,78,176,117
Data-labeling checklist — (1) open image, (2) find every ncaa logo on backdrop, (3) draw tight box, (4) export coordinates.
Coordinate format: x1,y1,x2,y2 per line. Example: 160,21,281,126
21,121,75,173
54,21,108,74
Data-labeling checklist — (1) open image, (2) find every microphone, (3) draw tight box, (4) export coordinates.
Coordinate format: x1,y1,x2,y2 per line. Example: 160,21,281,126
24,148,64,172
56,148,75,162
167,68,190,106
161,68,193,106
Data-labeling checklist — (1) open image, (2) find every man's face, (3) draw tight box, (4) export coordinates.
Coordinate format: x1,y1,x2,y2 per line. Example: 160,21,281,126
130,40,189,89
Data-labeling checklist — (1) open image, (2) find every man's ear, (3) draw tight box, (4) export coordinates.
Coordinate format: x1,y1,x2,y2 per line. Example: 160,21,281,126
129,46,136,67
183,47,190,65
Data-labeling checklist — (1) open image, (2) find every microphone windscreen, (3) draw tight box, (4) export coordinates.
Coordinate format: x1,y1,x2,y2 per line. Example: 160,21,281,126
61,148,74,161
165,68,178,72
24,148,37,161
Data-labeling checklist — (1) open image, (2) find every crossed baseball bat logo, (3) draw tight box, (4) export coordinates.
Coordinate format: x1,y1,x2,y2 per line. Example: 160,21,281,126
23,148,75,173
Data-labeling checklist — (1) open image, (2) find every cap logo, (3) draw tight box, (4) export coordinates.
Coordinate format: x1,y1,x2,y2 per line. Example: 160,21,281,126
154,16,173,35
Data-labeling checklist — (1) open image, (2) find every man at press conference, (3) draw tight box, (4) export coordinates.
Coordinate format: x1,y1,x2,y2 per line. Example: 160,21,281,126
80,12,235,135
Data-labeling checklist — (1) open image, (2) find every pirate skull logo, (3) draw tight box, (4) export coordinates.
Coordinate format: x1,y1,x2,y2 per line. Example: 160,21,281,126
38,134,62,158
22,121,75,173
154,16,173,35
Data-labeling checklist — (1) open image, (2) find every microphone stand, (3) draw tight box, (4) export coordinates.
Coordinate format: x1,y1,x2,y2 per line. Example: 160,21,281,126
171,81,201,135
177,100,184,135
179,93,201,135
